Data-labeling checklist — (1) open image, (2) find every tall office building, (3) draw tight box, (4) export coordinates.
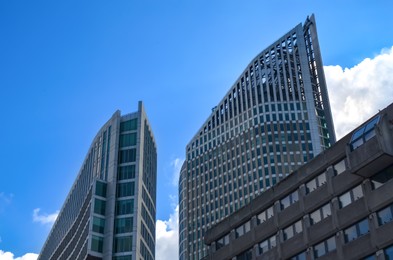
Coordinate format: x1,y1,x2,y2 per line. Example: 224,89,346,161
38,101,157,260
179,15,336,260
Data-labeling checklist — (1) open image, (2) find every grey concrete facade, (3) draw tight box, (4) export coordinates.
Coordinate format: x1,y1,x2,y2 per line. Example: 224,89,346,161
179,14,335,260
38,101,157,260
203,102,393,260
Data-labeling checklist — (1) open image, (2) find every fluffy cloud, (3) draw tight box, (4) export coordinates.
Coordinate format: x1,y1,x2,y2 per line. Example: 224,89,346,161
32,208,59,225
171,158,184,186
156,205,179,260
324,46,393,139
0,251,38,260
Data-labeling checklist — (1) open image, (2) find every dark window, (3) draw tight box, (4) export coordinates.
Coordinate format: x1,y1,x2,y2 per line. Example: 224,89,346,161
117,182,135,197
114,236,132,253
91,235,103,253
290,251,306,260
119,149,136,164
94,198,106,215
371,164,393,189
314,236,336,258
92,216,105,233
377,204,393,226
116,199,134,215
95,181,107,197
115,217,133,234
118,165,136,180
385,244,393,260
120,133,137,147
120,119,137,132
344,218,369,243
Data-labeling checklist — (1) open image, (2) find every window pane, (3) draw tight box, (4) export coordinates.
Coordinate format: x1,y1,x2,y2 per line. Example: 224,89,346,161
118,165,136,180
385,244,393,260
358,218,369,236
270,235,276,248
306,179,317,193
314,242,326,258
326,237,336,252
323,203,331,217
94,199,106,215
294,220,302,233
318,173,327,186
259,240,268,254
310,210,321,225
344,225,357,242
334,160,346,175
281,196,290,209
95,181,107,197
284,226,294,240
115,217,133,234
377,206,393,225
267,206,274,218
120,133,137,147
120,119,137,132
114,236,133,253
339,192,351,208
93,217,105,233
116,199,134,215
352,185,363,200
91,235,103,253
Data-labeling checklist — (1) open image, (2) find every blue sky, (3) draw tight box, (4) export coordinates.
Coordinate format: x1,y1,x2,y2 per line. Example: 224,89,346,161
1,1,393,259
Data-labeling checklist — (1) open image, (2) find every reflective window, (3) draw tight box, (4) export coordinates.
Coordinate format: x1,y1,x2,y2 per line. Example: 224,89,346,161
119,133,137,147
116,199,134,215
377,204,393,226
115,217,133,234
216,233,229,250
94,198,106,215
310,203,331,225
258,235,276,255
91,235,103,253
257,206,274,224
339,185,363,208
281,190,299,210
117,182,135,198
120,119,137,132
385,244,393,260
119,149,136,164
114,236,133,253
314,236,336,258
95,181,107,197
92,216,105,233
236,220,251,238
333,159,346,175
118,165,136,180
371,164,393,189
306,172,327,193
283,220,303,240
350,116,380,150
344,218,369,243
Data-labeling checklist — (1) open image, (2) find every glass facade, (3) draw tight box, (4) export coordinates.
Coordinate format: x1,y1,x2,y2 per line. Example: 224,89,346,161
38,102,157,260
179,15,336,260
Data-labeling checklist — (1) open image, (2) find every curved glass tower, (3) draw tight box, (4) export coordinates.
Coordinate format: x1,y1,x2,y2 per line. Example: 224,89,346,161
179,15,335,260
38,101,157,260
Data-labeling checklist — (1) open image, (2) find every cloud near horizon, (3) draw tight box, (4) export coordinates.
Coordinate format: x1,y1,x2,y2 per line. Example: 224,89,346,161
0,251,38,260
325,46,393,139
32,208,59,225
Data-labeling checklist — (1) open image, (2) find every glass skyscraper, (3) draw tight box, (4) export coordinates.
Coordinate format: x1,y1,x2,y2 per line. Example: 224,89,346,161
179,15,336,260
38,101,156,260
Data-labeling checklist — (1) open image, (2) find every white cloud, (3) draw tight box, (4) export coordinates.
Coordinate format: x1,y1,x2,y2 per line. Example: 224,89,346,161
324,46,393,139
0,193,13,205
171,158,184,186
32,208,59,225
156,205,179,260
0,250,38,260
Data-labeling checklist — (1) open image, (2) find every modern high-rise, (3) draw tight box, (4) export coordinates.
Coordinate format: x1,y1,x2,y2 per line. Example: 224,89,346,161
38,101,157,260
179,15,335,260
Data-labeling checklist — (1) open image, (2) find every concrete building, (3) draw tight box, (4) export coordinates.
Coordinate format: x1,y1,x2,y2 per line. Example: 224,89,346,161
38,101,157,260
179,15,336,260
203,102,393,260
